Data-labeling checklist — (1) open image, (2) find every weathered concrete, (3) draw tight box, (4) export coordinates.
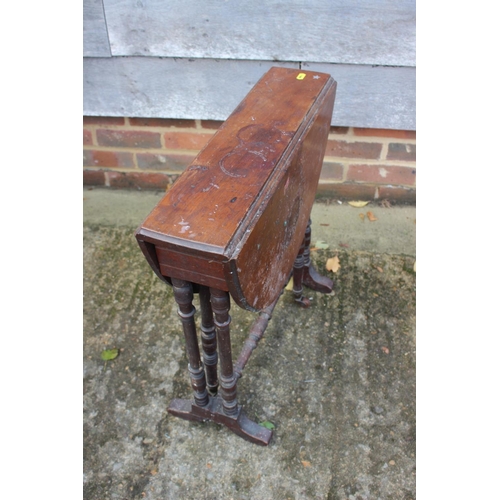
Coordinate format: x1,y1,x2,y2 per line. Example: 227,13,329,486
83,188,416,257
83,188,416,499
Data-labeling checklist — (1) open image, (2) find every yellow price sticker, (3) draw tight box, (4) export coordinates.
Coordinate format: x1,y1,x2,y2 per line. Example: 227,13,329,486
296,73,306,80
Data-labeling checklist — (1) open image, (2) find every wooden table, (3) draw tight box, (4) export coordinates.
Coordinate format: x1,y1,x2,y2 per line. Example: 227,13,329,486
135,67,337,445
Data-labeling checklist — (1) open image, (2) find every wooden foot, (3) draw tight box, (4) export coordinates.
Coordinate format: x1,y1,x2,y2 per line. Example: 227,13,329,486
169,284,273,445
295,219,334,299
303,263,334,293
168,396,272,446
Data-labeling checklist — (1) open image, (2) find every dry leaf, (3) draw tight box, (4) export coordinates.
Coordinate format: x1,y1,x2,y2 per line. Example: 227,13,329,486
359,213,365,221
301,460,312,468
381,346,390,354
376,266,383,273
367,211,378,222
326,256,340,273
339,242,349,248
348,200,370,207
315,240,329,250
285,278,293,291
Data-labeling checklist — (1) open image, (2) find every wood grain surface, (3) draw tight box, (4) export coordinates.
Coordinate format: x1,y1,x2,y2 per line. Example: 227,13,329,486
136,67,336,310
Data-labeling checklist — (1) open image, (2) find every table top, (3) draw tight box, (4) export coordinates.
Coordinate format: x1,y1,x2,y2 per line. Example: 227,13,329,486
137,67,333,254
136,66,336,310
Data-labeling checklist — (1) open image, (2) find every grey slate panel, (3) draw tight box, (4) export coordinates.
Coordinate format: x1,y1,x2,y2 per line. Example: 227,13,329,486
303,62,416,130
102,0,415,66
84,57,415,130
84,57,297,120
84,0,111,57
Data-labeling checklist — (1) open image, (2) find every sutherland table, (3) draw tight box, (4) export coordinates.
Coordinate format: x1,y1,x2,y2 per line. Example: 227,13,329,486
135,67,337,445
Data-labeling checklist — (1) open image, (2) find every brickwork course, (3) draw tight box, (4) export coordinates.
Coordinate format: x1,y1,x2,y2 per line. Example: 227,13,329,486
83,117,416,203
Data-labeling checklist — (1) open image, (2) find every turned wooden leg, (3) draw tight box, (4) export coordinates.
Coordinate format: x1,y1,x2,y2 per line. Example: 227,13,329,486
198,285,219,396
302,219,334,294
171,278,209,407
167,284,272,446
209,288,238,416
293,237,311,308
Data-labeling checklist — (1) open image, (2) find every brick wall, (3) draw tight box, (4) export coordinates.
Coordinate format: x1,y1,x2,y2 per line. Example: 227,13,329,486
83,117,416,202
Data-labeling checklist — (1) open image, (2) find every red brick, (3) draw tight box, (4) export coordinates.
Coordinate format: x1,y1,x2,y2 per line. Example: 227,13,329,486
353,128,416,140
83,116,125,126
83,129,93,146
83,149,134,168
347,164,416,186
377,186,416,204
164,132,213,151
329,126,349,135
136,152,196,171
96,129,161,149
106,171,176,190
325,140,382,160
201,120,224,130
83,169,105,186
129,118,197,128
316,182,376,200
320,162,344,180
387,143,416,162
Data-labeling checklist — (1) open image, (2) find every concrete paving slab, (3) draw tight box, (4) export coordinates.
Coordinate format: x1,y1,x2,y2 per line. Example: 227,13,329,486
83,188,416,257
83,188,416,499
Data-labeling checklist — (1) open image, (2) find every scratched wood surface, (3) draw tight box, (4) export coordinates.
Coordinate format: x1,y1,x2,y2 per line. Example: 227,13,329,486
83,57,415,130
233,81,335,310
101,0,415,66
136,67,336,311
138,67,330,248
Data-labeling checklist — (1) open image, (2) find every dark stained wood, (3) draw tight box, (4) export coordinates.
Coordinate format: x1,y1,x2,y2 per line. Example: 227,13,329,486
209,288,238,417
136,66,337,445
136,66,336,312
167,395,273,446
292,237,310,309
233,298,278,380
292,219,334,308
198,286,219,396
302,219,335,293
156,246,228,291
166,284,275,446
171,278,209,407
